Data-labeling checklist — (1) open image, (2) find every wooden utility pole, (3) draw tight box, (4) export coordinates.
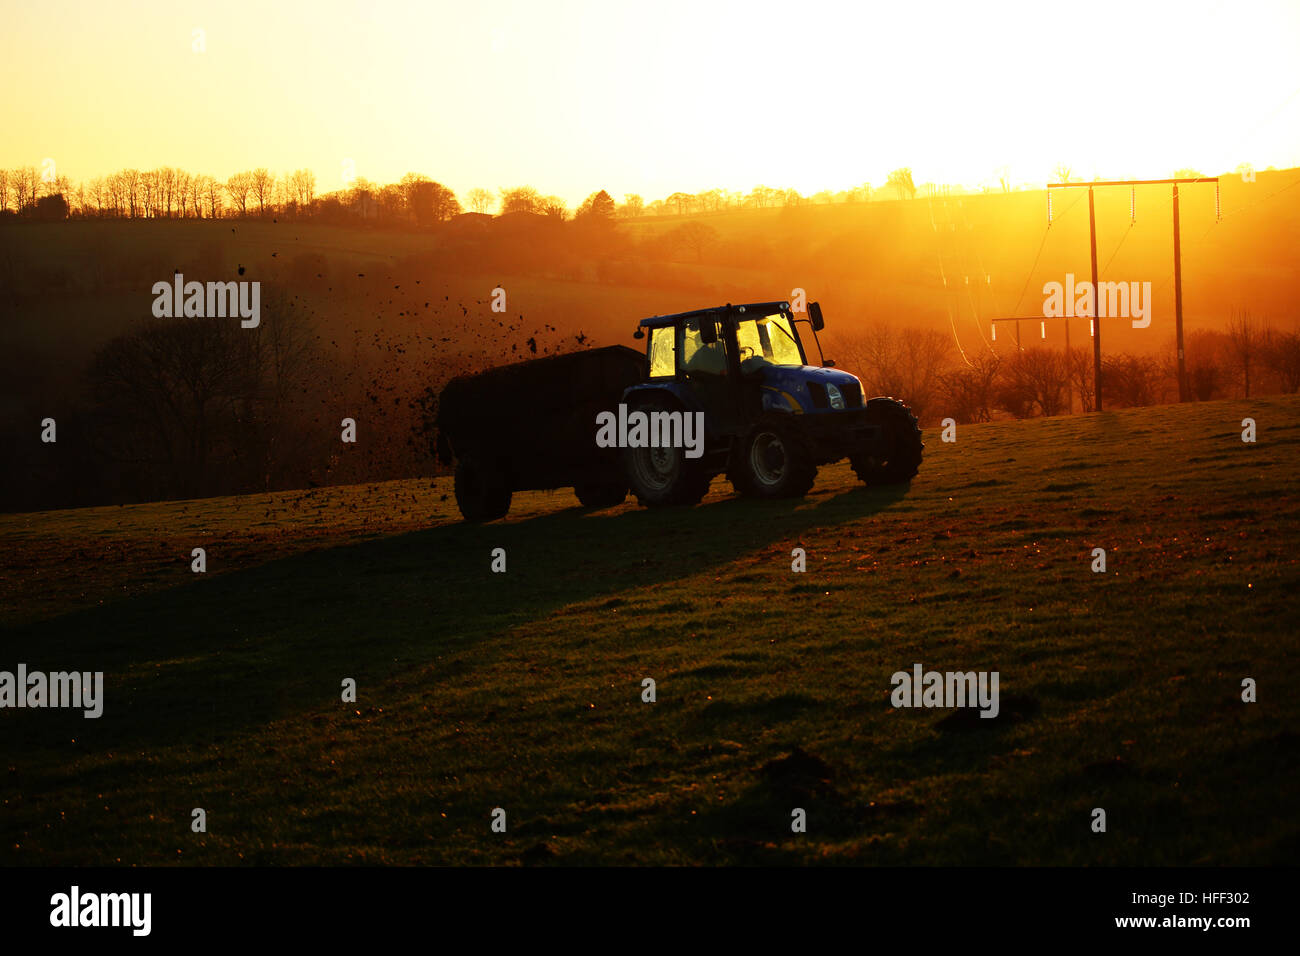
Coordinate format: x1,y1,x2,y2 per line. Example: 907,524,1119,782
1173,183,1187,401
1063,286,1072,412
1088,186,1102,411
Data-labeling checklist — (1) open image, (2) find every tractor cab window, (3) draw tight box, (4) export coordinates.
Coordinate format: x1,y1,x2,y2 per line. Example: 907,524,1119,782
735,312,805,369
648,326,675,378
681,317,727,377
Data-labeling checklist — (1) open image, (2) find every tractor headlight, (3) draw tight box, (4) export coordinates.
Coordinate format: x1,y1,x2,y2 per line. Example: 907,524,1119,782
826,383,845,410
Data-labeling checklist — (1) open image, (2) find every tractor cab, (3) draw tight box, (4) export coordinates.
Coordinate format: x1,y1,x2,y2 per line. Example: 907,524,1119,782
634,300,862,430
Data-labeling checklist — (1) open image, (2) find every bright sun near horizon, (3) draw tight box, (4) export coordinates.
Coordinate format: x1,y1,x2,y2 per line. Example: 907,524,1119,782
3,0,1300,205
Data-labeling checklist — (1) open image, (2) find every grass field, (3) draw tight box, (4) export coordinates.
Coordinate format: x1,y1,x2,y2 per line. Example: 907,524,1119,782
2,395,1297,865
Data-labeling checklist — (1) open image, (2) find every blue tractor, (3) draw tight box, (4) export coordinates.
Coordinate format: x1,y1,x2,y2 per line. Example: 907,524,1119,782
621,299,923,506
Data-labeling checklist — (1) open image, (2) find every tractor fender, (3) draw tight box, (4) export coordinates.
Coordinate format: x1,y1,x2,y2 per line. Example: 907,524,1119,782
620,382,698,413
620,383,728,467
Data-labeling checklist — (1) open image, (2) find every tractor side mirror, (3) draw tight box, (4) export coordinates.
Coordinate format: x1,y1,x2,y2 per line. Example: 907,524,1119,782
699,318,718,345
633,327,645,340
809,301,825,332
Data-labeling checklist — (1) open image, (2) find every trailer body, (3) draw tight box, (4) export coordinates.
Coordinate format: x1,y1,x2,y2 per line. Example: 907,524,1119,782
435,345,646,519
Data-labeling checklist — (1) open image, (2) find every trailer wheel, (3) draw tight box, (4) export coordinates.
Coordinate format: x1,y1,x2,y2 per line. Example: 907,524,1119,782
454,455,512,522
730,413,817,499
850,397,923,485
622,397,711,508
574,481,627,509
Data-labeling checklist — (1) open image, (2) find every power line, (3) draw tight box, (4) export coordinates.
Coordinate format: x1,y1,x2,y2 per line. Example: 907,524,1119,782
1100,220,1135,274
927,194,975,367
1010,188,1086,317
952,197,998,355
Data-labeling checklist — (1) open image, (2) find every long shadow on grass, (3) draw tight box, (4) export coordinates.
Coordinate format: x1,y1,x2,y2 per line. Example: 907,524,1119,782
0,482,909,756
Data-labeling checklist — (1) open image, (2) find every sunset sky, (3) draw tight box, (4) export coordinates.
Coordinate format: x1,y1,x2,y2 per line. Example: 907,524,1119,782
3,0,1299,205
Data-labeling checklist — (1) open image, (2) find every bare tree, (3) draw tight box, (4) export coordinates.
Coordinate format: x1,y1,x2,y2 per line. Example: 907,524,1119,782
273,172,292,215
670,221,718,263
1101,353,1163,408
397,173,430,220
378,182,406,220
88,177,106,216
539,195,568,220
86,293,320,498
940,353,1001,423
1185,329,1230,401
226,171,253,217
190,171,204,218
291,168,316,211
140,169,159,218
120,168,141,218
466,187,494,213
157,167,176,217
105,172,125,216
499,186,540,215
1064,346,1095,412
87,315,261,497
174,170,191,217
9,168,26,210
1263,328,1300,393
1226,309,1265,397
401,175,460,224
26,166,43,208
697,188,724,212
250,168,274,216
203,175,223,218
886,167,916,200
834,325,952,423
1020,349,1070,415
348,177,376,217
667,191,694,214
10,167,40,211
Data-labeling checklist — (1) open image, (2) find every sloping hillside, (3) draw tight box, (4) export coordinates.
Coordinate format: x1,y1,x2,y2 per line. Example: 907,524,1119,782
1,395,1297,864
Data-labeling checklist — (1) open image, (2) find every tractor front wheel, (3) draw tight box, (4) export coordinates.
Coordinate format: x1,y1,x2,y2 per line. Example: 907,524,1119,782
730,414,817,499
850,397,923,486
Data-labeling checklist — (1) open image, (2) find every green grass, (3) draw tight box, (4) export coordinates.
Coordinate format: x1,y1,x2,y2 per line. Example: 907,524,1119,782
1,396,1297,865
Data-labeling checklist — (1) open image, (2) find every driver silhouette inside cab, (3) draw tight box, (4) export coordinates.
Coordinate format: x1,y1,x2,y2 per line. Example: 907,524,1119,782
683,318,728,378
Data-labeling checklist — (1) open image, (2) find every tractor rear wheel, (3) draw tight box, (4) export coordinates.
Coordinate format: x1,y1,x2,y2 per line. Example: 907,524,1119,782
622,397,711,508
730,414,817,499
454,455,512,522
850,397,923,485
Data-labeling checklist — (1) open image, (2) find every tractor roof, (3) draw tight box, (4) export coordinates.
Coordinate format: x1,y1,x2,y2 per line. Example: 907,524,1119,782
637,301,792,329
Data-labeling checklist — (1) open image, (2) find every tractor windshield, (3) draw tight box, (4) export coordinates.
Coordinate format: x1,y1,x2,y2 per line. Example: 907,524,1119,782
735,312,805,368
648,326,675,377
